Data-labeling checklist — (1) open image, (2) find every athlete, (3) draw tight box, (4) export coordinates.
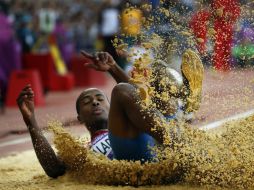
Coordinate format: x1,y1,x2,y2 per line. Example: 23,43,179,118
17,50,203,178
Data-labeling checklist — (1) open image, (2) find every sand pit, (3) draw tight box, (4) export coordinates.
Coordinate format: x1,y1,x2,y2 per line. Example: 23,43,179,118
0,150,202,190
1,114,254,190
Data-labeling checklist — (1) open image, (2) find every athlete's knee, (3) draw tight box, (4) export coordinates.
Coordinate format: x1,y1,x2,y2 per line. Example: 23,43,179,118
111,83,136,102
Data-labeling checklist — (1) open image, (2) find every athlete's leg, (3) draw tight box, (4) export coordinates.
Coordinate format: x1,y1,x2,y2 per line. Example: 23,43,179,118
108,83,165,144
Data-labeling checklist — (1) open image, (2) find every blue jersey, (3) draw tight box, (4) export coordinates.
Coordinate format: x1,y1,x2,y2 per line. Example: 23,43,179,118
108,132,156,163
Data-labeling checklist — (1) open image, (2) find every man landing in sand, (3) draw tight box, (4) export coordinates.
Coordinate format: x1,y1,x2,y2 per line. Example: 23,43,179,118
17,50,204,178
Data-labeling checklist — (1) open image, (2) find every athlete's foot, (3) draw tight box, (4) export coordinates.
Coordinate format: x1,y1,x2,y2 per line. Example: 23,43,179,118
181,49,204,113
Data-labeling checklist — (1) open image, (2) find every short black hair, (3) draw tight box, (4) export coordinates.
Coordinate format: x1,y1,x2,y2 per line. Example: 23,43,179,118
75,89,110,115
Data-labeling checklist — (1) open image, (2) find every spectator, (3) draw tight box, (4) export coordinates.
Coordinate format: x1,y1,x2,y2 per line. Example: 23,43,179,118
0,12,21,108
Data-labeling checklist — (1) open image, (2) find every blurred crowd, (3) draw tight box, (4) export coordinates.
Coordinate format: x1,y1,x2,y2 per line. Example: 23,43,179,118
0,0,208,63
0,0,252,59
0,0,253,110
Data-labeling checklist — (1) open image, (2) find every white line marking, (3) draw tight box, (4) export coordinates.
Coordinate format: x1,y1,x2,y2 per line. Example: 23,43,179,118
0,134,50,148
0,137,31,148
200,109,254,131
1,110,254,148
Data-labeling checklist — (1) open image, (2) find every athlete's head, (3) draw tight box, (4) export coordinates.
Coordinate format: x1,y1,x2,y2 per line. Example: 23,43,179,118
76,88,110,131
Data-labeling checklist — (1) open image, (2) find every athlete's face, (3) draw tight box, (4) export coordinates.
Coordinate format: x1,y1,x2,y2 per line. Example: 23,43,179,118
77,89,110,126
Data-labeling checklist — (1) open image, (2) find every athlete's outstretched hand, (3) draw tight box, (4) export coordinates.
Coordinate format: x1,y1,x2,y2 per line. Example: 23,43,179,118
16,84,35,125
81,51,116,72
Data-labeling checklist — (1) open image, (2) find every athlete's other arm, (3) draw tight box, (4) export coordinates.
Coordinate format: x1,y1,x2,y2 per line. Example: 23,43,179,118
81,51,130,83
17,85,66,178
